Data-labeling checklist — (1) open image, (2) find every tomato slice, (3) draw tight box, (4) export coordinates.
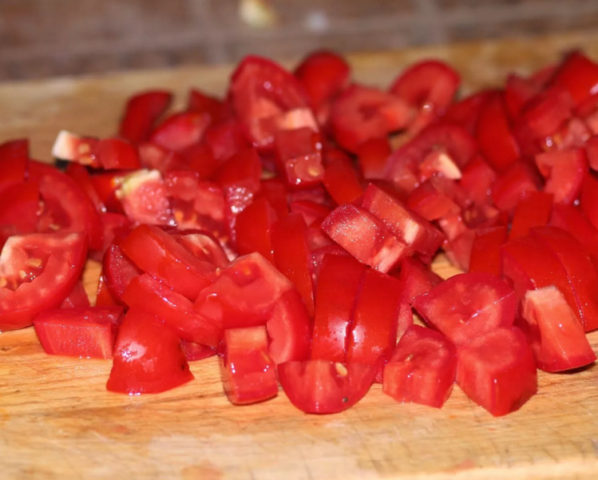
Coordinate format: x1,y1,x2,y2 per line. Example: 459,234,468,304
0,232,87,330
33,306,122,359
102,243,141,304
220,325,278,405
0,180,40,238
149,111,211,152
509,191,553,240
278,360,377,414
383,325,457,408
119,90,173,144
229,55,316,150
107,309,193,394
456,327,537,417
413,272,517,346
535,148,588,205
521,286,596,372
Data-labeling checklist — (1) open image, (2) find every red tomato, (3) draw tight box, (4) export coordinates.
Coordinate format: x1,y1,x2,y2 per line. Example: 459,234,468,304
220,326,278,405
413,272,517,346
535,148,588,205
119,90,173,144
60,280,91,309
521,286,596,372
0,180,40,238
549,51,598,107
468,226,508,276
322,151,364,205
187,88,228,123
107,309,193,394
355,137,392,180
102,243,141,304
278,360,377,414
234,195,277,261
491,163,541,213
229,55,316,150
0,232,87,330
274,127,324,188
150,111,211,152
95,138,141,170
509,191,553,240
383,325,457,408
33,306,122,359
456,327,537,416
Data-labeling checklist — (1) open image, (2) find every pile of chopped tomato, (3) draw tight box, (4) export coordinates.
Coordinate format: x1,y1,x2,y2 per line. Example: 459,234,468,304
2,49,598,417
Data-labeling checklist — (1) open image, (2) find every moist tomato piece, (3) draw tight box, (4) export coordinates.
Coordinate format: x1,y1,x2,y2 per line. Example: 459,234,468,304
187,88,228,122
322,151,364,205
458,155,497,207
390,59,460,133
0,138,29,191
384,123,476,194
346,268,402,367
194,252,293,332
475,92,520,172
271,213,315,316
229,55,316,150
500,235,580,318
278,360,377,414
119,90,173,144
491,162,541,213
0,232,87,330
102,243,141,304
549,51,598,107
330,84,412,153
535,148,588,205
579,173,598,231
30,161,103,251
413,272,517,346
274,127,324,188
95,274,119,307
456,327,537,417
95,138,141,170
0,181,40,238
149,111,211,152
234,195,277,261
531,225,598,332
521,286,596,372
60,280,90,309
267,289,311,364
468,226,508,275
549,204,598,264
33,306,122,359
116,169,174,226
180,341,216,362
92,212,132,261
107,309,193,394
220,325,278,405
123,273,221,347
138,142,186,173
321,203,407,273
509,191,553,240
203,119,250,163
383,325,457,408
119,224,216,300
310,254,366,362
443,90,494,134
173,230,229,268
355,137,392,180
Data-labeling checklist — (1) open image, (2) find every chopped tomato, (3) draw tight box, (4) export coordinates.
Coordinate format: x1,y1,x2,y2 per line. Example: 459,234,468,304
119,90,173,144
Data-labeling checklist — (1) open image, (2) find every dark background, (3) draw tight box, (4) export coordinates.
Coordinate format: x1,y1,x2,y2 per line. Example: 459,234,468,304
2,0,598,81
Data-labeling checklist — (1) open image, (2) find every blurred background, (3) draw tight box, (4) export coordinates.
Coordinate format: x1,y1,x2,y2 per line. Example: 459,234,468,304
2,0,598,81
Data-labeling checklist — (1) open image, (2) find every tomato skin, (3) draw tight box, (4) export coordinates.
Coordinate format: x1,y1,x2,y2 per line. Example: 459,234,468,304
278,360,377,414
413,272,517,346
549,204,598,265
356,137,392,180
456,327,537,417
119,224,216,300
33,306,122,359
491,163,541,213
322,151,364,205
535,148,588,205
321,204,407,273
0,181,40,238
0,232,87,331
220,326,278,405
107,309,193,395
187,88,228,123
274,127,324,188
549,51,598,107
122,273,221,347
520,286,596,372
95,138,141,170
119,90,173,144
468,226,508,275
234,195,277,261
102,243,141,304
150,111,211,152
509,191,553,240
310,254,366,362
60,281,90,309
383,325,457,408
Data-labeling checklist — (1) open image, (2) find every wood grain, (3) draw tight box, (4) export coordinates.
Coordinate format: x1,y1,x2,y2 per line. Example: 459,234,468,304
2,32,598,480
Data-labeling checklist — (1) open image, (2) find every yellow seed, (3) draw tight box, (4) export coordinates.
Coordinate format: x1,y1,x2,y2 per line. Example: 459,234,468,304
335,362,348,377
0,277,7,288
26,257,42,268
78,143,91,155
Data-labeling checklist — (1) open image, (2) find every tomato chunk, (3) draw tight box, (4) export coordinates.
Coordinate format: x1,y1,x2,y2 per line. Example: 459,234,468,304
119,90,173,144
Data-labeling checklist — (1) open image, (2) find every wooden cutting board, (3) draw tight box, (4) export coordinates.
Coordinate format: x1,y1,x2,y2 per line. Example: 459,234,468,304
2,32,598,480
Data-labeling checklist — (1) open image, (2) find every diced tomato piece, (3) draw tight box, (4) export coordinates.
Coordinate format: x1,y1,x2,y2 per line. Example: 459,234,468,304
521,286,596,372
491,162,541,213
390,59,460,133
321,204,407,272
586,135,598,171
475,92,520,172
443,90,493,134
0,180,40,237
278,360,376,414
122,273,221,347
173,230,230,268
204,119,251,163
229,55,315,150
509,191,553,240
180,341,216,362
456,327,537,416
194,252,292,332
138,142,186,173
94,137,141,170
89,171,124,214
234,195,277,261
535,148,588,204
383,325,457,408
579,174,598,230
355,137,392,180
531,226,598,332
95,274,119,307
458,155,497,207
187,88,228,122
119,90,173,144
413,272,517,345
549,51,598,107
102,243,141,304
33,306,122,359
330,84,412,153
93,212,132,260
289,199,331,227
322,151,363,205
504,73,542,119
549,203,598,264
346,268,402,367
469,226,508,275
0,232,87,330
267,289,311,364
220,326,278,405
406,179,460,222
60,280,90,308
107,309,193,394
51,130,99,167
150,111,211,152
271,213,314,316
274,127,324,188
310,254,365,362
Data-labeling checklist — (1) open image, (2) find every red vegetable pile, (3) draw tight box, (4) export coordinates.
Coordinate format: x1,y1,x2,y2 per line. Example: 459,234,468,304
2,50,598,416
